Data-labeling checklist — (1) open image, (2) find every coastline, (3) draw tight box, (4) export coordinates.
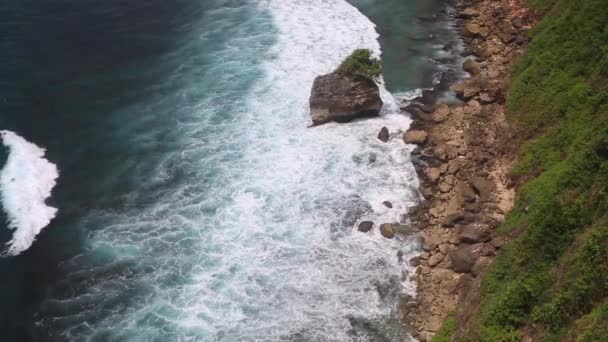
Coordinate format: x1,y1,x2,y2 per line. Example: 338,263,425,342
400,0,536,340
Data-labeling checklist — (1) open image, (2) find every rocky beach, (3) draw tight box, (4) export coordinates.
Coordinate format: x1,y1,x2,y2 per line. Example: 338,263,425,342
400,0,537,340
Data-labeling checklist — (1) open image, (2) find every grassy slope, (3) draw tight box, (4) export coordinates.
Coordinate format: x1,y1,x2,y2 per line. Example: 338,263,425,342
434,0,608,340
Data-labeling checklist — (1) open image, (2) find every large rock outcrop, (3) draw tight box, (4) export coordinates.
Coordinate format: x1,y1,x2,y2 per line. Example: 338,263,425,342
309,73,383,126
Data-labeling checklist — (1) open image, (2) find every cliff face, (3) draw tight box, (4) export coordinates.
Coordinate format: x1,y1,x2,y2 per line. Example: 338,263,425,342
428,0,608,341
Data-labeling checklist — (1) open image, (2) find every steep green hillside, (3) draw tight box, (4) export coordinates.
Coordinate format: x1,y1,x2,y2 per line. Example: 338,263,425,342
436,0,608,340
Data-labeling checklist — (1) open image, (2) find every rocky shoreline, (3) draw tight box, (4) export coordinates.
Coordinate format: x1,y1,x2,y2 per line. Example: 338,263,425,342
399,0,536,340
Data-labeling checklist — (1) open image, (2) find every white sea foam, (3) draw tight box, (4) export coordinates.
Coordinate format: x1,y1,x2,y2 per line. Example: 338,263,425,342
171,0,421,340
35,1,421,340
0,130,58,256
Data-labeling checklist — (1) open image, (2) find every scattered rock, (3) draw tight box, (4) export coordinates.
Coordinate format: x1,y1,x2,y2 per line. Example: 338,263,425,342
358,221,374,233
380,223,395,239
309,73,383,126
377,127,389,142
404,130,429,145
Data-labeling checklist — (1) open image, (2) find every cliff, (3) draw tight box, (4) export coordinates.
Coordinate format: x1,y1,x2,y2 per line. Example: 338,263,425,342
425,0,608,340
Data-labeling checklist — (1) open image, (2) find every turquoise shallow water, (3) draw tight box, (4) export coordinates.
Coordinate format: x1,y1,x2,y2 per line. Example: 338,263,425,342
0,0,459,340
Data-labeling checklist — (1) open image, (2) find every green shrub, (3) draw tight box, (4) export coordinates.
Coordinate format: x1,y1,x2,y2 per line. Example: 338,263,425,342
431,313,457,342
335,49,382,79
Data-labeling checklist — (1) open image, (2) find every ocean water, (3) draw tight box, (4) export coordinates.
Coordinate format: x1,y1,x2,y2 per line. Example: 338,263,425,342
0,0,459,340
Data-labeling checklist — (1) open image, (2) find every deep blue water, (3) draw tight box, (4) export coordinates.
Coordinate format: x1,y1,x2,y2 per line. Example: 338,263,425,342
0,1,459,340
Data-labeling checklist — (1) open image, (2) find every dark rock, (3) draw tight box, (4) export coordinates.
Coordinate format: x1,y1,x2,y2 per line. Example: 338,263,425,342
458,224,492,243
443,213,464,228
498,32,516,44
409,256,422,267
382,201,393,208
358,221,374,233
377,127,389,142
309,73,382,126
449,245,478,273
380,223,395,239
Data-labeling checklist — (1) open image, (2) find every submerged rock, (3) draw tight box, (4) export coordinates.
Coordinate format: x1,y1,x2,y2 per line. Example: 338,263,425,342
309,73,383,126
377,127,389,142
358,221,374,233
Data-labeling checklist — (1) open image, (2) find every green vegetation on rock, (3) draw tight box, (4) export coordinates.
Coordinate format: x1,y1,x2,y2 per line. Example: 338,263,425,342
438,0,608,340
335,49,382,80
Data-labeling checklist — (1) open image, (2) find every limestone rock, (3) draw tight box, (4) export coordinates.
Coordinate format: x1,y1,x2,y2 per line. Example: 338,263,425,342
309,73,382,126
380,223,395,239
404,130,429,145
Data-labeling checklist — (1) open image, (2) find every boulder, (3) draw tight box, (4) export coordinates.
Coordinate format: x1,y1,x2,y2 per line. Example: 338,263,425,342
382,201,393,208
463,59,481,76
458,224,492,243
358,221,374,232
404,130,429,145
309,73,383,126
449,245,478,273
380,223,395,239
377,127,389,142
